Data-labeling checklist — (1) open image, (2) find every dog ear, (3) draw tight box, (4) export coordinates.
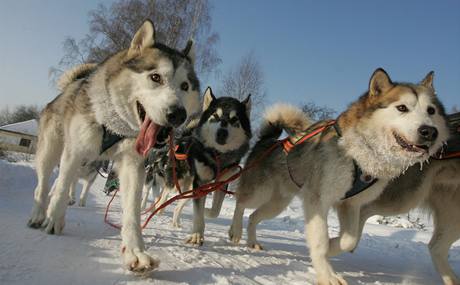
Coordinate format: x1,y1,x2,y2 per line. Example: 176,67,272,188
203,87,216,111
127,20,155,58
369,68,393,97
182,40,195,64
420,71,434,90
242,94,252,117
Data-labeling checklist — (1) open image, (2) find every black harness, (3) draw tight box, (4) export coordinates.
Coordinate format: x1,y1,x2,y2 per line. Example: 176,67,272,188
100,126,125,154
285,121,378,200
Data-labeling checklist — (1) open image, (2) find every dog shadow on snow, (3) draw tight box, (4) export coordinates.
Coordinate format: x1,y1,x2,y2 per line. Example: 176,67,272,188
59,191,457,285
143,211,448,284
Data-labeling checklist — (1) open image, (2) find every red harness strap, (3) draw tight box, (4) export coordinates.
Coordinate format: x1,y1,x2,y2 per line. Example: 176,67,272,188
104,121,337,230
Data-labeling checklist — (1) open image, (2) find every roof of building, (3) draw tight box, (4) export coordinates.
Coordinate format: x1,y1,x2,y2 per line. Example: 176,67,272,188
0,119,38,136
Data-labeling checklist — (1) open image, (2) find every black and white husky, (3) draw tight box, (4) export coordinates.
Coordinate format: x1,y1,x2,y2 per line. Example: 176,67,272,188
147,87,252,244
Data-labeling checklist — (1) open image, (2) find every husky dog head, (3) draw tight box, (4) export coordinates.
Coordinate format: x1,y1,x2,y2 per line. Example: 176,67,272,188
196,87,252,153
339,68,449,179
91,20,200,156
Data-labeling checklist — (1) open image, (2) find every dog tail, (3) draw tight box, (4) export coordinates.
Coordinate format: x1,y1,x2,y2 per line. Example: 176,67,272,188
259,103,312,139
56,63,98,92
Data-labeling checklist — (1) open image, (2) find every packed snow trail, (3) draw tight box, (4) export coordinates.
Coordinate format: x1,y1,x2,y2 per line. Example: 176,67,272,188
0,160,459,284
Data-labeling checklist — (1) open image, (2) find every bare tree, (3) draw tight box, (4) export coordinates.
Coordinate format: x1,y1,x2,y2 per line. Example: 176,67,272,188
218,52,266,117
0,105,41,126
50,0,221,84
0,106,11,126
301,101,336,121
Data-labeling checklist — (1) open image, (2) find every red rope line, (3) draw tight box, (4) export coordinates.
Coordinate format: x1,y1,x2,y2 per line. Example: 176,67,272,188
104,121,336,230
444,151,460,159
104,188,121,229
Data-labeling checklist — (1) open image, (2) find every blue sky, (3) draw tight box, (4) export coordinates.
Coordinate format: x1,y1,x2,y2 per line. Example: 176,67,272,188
1,0,459,114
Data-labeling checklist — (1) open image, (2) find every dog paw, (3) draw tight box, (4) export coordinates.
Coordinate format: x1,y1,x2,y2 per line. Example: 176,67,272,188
185,233,204,245
121,246,159,273
42,203,66,234
171,221,181,228
68,198,76,206
318,274,348,285
42,214,65,235
248,242,264,251
228,225,242,244
78,200,86,207
28,204,47,228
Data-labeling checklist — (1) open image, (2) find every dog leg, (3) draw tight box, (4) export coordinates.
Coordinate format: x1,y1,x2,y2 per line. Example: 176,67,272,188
206,167,239,219
328,203,361,257
186,195,205,245
28,136,62,228
304,197,347,285
205,189,226,218
172,198,189,228
172,177,193,227
140,182,152,210
229,202,245,244
155,185,172,215
429,208,460,285
118,153,159,272
43,148,81,234
247,195,293,250
68,179,77,206
78,173,97,207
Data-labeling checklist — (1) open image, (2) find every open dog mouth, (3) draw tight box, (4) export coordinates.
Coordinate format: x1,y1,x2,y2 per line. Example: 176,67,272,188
393,132,429,154
135,101,163,157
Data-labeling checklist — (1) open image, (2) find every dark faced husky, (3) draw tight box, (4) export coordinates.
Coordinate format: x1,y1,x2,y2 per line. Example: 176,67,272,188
147,87,252,244
27,20,200,272
229,69,449,284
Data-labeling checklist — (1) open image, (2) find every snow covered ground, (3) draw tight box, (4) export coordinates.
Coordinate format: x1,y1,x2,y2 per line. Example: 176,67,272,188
0,159,459,285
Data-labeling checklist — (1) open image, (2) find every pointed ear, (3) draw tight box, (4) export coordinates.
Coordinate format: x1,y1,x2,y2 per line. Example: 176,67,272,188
127,20,155,59
242,94,252,117
420,71,434,89
203,87,216,111
369,68,394,97
182,40,195,64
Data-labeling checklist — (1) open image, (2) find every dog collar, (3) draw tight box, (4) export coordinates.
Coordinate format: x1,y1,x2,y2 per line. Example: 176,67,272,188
100,125,125,154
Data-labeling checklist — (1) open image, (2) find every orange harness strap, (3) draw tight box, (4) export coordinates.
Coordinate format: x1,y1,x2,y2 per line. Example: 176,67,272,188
173,145,189,161
282,120,336,154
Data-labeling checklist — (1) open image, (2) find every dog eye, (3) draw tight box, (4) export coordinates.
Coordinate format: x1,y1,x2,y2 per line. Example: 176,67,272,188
396,105,408,113
427,106,436,115
181,82,189,91
150,73,162,83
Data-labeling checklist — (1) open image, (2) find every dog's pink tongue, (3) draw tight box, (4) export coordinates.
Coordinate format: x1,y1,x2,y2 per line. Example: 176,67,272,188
135,118,160,157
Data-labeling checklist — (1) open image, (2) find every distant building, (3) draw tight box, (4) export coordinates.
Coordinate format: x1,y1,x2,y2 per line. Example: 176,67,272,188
0,119,38,154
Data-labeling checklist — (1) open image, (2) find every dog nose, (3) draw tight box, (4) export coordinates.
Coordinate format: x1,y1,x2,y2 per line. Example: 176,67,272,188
216,128,228,144
418,125,438,142
167,106,187,127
